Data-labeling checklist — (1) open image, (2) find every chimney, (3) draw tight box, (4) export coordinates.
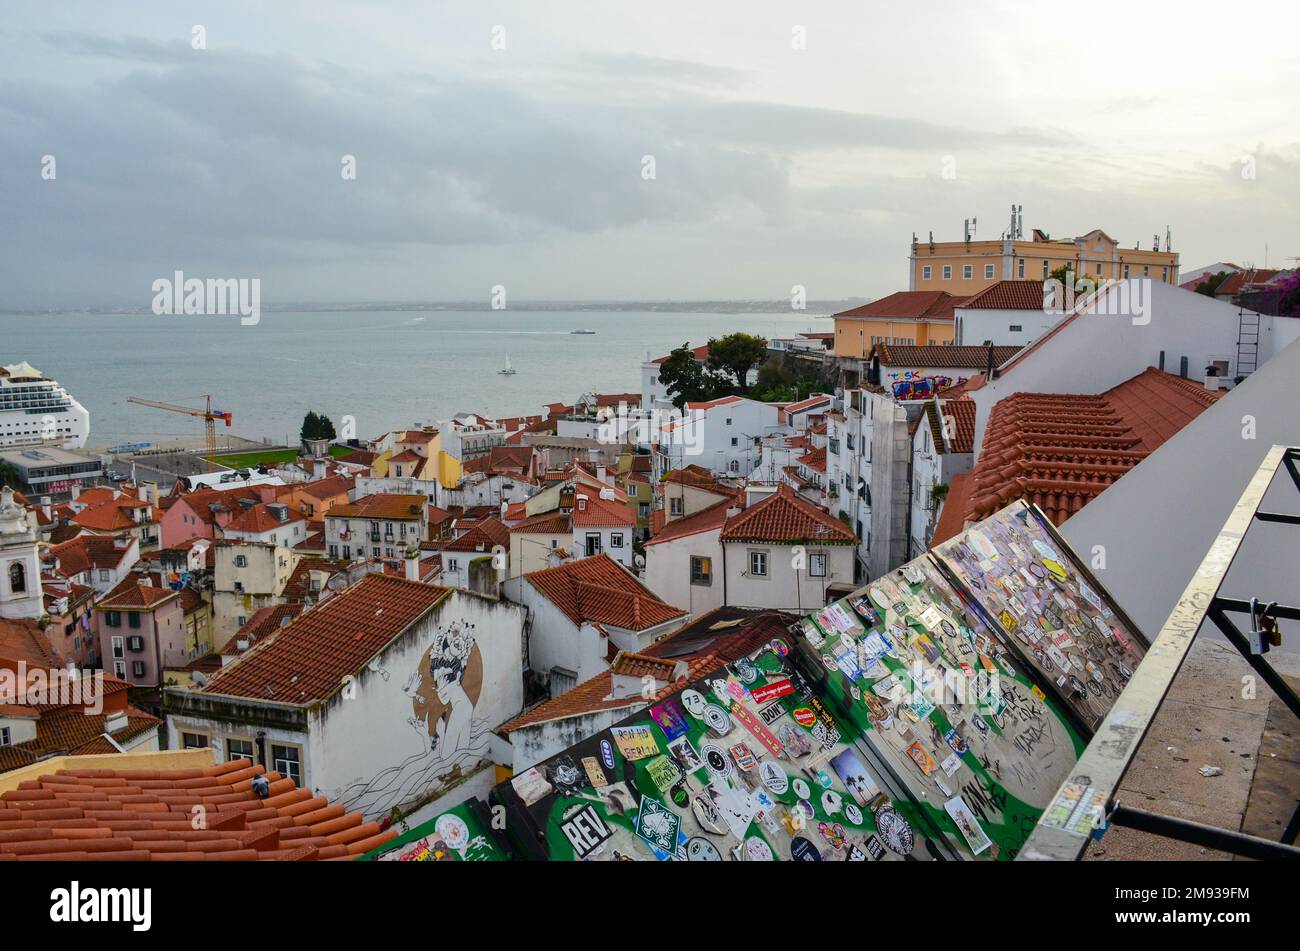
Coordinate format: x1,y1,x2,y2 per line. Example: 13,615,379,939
142,481,158,505
70,485,81,502
313,458,327,480
40,496,52,520
404,550,421,582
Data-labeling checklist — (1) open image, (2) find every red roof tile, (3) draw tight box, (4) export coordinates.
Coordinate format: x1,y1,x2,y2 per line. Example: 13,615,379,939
644,497,735,546
797,446,827,474
224,503,305,536
525,554,685,632
719,484,854,545
941,399,976,453
48,535,136,577
96,576,179,610
874,343,1021,369
835,291,968,322
0,758,397,860
201,574,451,704
958,279,1048,310
329,493,427,521
935,367,1223,540
0,619,62,667
509,512,572,535
572,494,634,528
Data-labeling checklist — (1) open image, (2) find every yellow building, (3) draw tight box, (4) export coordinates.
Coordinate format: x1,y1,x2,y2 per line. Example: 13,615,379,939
910,225,1179,296
832,291,961,359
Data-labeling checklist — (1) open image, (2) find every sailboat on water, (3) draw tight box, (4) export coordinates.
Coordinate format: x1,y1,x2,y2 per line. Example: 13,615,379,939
498,354,517,375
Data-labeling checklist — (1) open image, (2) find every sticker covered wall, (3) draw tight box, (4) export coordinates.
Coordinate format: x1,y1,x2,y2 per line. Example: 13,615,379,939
932,501,1147,731
801,554,1085,860
491,643,947,861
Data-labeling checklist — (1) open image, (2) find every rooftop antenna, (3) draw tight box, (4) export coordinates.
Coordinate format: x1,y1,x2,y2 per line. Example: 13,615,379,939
1165,225,1172,253
1016,205,1023,239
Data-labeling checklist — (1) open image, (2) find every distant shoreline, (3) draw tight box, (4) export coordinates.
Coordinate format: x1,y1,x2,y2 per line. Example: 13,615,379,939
2,301,860,317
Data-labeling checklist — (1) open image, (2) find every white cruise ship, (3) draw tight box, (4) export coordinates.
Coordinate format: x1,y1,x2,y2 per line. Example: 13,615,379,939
0,362,91,449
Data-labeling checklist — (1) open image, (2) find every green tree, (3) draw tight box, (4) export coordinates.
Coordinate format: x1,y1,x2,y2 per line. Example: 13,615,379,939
1194,271,1231,297
0,461,19,490
300,411,321,442
658,344,717,409
300,411,336,442
706,332,768,394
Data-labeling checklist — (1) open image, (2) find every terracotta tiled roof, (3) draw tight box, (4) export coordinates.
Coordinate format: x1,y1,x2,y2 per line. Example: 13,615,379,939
497,672,643,734
834,291,968,321
660,466,736,497
609,651,681,681
0,619,62,667
719,484,854,545
526,554,685,632
941,399,976,453
874,343,1021,369
220,604,306,656
72,498,158,532
281,557,350,602
959,279,1048,310
440,516,511,553
5,703,159,763
338,449,377,467
298,475,355,499
651,344,710,365
572,494,634,528
784,394,831,413
48,535,135,577
930,472,974,547
509,512,571,535
0,757,397,860
224,502,305,535
329,493,427,521
201,574,451,704
797,446,827,474
398,430,436,445
96,576,179,610
1216,267,1281,296
486,446,533,472
174,487,264,525
644,497,735,546
938,367,1223,539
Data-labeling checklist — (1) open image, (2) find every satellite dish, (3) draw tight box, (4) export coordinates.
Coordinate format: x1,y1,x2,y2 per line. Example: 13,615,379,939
634,554,646,569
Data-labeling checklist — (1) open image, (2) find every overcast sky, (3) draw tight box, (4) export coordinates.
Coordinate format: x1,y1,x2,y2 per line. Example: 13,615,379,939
2,0,1298,308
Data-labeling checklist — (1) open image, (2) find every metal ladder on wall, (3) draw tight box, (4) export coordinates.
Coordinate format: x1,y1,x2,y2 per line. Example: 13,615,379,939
1236,304,1260,378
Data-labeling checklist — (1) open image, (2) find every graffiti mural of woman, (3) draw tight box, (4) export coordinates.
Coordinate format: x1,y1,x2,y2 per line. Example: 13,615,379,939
405,623,483,761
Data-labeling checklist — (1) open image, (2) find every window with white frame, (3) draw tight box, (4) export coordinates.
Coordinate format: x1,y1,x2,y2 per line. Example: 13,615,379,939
922,265,932,280
942,265,952,280
809,553,827,577
611,533,624,548
272,744,302,785
985,264,995,279
226,737,254,762
749,550,768,577
963,264,973,279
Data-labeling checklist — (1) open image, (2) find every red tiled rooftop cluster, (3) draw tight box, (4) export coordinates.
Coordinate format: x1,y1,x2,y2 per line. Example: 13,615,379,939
526,554,685,632
0,758,396,860
932,367,1222,543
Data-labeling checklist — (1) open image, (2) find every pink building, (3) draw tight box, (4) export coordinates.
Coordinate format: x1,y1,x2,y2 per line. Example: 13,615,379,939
93,575,184,689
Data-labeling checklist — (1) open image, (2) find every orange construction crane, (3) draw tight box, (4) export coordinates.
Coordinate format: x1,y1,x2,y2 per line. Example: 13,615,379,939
128,395,233,462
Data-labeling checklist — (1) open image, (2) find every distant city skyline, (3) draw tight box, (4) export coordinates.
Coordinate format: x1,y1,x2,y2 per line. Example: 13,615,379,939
2,0,1298,309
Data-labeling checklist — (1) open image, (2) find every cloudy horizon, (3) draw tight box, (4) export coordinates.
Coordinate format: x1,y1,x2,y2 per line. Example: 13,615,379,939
2,0,1298,309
